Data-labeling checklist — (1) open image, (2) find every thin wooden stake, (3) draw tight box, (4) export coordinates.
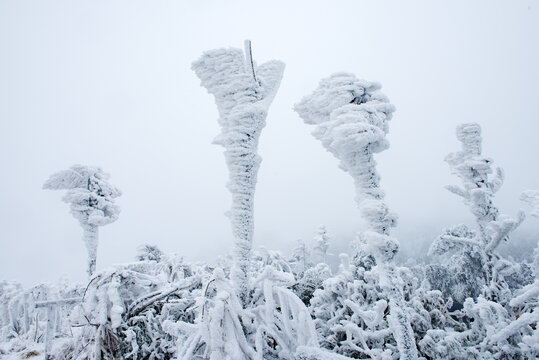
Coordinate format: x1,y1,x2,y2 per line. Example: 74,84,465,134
244,39,257,84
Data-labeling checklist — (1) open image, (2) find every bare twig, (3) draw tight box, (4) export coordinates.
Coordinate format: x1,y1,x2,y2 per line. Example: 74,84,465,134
244,39,257,84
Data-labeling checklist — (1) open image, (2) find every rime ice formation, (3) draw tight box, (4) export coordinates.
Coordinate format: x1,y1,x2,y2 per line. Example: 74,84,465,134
192,42,284,303
43,165,121,277
295,73,418,360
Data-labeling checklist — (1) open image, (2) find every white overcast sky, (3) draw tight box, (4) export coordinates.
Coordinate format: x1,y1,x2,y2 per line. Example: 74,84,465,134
1,0,538,286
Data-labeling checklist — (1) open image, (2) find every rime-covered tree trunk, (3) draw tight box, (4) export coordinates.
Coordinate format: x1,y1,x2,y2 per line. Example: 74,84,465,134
346,149,417,359
83,224,98,278
295,73,418,359
192,42,284,304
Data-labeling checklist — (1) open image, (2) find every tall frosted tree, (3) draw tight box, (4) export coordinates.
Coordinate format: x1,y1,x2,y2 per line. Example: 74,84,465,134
521,189,539,272
428,123,525,304
295,73,418,359
43,165,121,278
192,41,285,304
444,123,524,252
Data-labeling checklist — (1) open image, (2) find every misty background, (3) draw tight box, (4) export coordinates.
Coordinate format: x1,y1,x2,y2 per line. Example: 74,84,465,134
1,0,538,287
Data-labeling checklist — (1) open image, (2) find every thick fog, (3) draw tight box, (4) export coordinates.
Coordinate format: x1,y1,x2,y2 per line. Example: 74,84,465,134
1,0,538,286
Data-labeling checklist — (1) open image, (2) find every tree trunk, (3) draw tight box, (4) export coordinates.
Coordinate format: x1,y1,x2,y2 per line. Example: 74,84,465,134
83,224,98,278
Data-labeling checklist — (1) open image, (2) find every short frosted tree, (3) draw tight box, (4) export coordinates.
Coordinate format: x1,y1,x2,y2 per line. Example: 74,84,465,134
295,73,418,359
290,239,327,304
192,41,285,303
444,123,524,251
43,165,121,278
428,123,525,304
521,190,539,219
291,239,312,276
313,225,331,264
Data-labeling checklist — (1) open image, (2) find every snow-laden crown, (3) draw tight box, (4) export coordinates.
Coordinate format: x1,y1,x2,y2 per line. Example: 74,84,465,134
294,73,395,182
192,47,284,142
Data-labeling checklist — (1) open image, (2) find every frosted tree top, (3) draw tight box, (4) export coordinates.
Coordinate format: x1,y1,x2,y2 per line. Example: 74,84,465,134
192,46,285,137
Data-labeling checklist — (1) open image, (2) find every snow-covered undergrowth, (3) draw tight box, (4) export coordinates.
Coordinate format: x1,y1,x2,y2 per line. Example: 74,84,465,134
1,44,538,359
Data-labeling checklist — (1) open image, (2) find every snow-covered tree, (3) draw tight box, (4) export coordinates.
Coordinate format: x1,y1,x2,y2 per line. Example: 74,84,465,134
419,124,538,359
295,73,418,359
521,190,539,219
43,165,121,278
290,239,312,276
192,41,285,303
314,225,331,264
136,244,164,263
427,123,526,304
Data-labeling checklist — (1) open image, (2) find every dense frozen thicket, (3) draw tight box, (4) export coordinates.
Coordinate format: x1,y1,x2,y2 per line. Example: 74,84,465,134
2,130,537,360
